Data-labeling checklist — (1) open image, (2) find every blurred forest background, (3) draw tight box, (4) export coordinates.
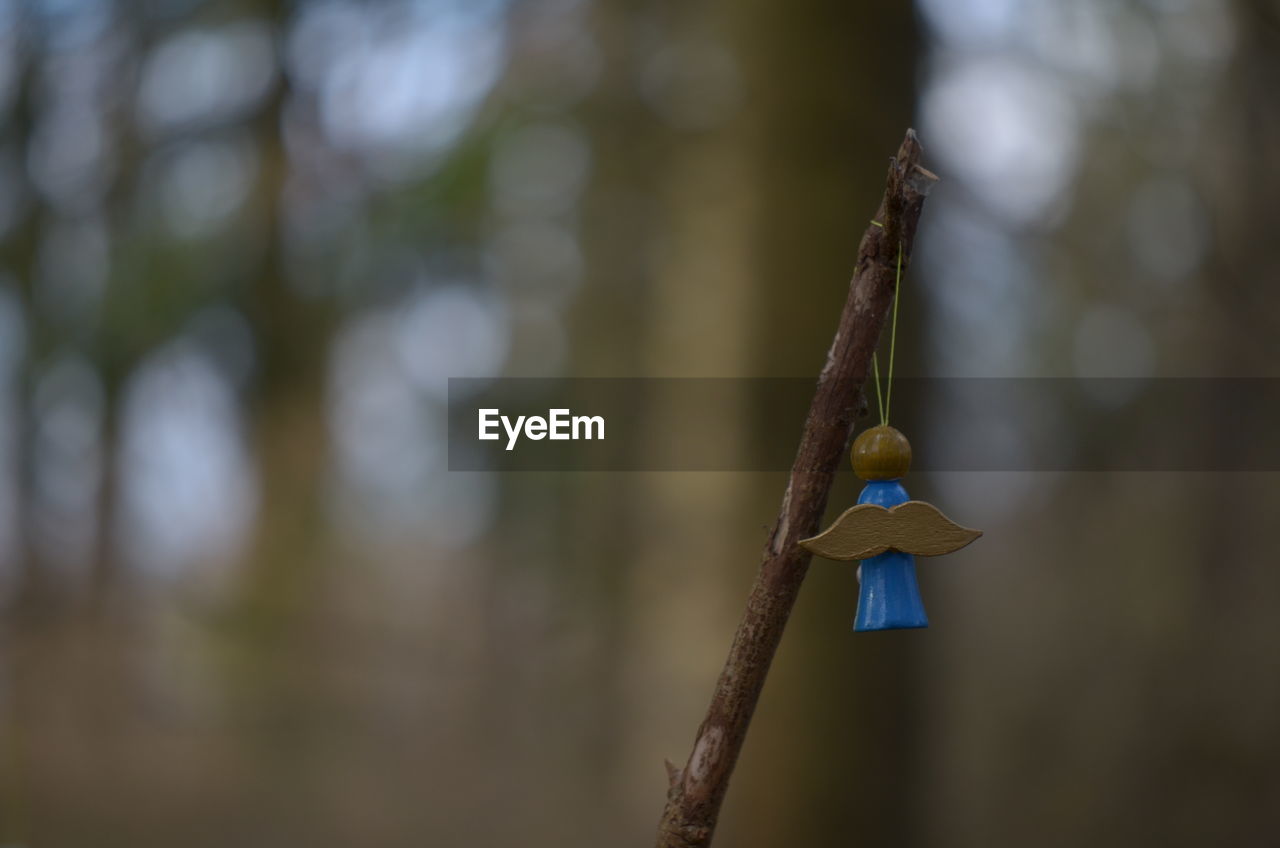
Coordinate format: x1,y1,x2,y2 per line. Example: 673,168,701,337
1,0,1278,846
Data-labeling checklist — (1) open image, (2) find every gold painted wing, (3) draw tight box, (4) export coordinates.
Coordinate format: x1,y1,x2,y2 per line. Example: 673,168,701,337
799,500,981,561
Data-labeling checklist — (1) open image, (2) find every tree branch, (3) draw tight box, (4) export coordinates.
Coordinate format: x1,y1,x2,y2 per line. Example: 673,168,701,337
655,129,938,848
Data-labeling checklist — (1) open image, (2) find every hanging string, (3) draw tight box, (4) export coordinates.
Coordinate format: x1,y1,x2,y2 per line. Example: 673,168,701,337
884,242,904,425
871,352,885,427
869,239,905,427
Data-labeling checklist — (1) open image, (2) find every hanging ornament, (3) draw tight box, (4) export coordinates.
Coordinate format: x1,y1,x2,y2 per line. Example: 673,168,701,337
799,236,980,631
801,425,980,630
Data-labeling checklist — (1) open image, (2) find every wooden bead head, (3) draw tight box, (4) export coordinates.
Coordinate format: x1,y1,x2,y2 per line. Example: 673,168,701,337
851,425,911,480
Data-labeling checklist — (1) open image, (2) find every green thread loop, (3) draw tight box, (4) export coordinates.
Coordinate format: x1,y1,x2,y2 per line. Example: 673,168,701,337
871,352,885,427
870,242,905,427
884,243,904,425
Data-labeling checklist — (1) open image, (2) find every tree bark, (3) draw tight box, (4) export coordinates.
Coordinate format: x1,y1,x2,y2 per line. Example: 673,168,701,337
655,129,937,848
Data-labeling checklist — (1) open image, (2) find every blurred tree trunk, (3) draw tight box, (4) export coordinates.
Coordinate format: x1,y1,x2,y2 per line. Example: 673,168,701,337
567,0,924,843
3,41,51,615
221,4,337,792
721,2,921,843
0,42,41,846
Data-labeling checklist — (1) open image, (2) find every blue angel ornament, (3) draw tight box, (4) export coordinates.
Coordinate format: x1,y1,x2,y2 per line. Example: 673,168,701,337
800,425,981,632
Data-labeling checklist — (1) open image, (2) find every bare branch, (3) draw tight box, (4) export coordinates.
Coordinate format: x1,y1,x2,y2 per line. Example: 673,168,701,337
655,129,938,848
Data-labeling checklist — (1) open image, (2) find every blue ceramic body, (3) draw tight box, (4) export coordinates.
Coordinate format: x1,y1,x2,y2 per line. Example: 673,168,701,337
853,480,929,631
